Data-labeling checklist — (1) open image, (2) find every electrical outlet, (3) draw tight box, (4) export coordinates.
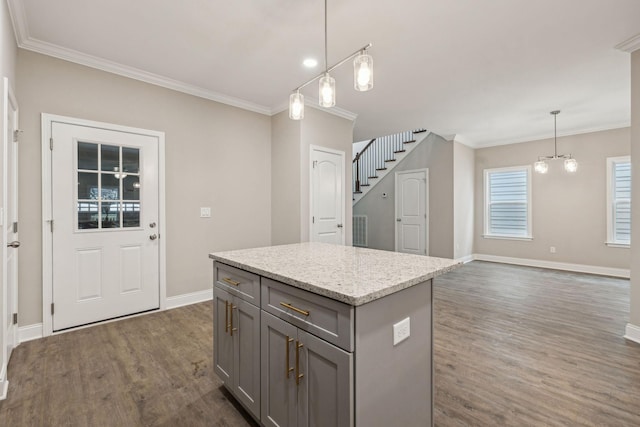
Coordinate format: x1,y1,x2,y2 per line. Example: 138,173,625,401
200,207,211,218
393,317,410,346
550,246,556,253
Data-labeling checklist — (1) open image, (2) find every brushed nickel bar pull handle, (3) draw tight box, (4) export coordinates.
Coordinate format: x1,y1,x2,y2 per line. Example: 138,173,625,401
285,336,294,379
296,341,304,386
230,305,237,336
223,277,240,286
280,302,310,317
225,300,229,333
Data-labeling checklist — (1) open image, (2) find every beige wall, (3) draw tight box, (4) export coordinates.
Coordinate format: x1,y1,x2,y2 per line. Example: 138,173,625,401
474,127,630,269
630,50,640,327
353,133,454,258
271,111,301,245
453,141,474,259
17,50,272,326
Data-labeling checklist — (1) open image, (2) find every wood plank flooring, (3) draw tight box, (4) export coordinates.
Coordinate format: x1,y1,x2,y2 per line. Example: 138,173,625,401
0,261,638,426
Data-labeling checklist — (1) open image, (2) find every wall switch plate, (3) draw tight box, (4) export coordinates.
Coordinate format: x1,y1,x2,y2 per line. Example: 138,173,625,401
550,246,556,253
393,317,410,346
200,207,211,218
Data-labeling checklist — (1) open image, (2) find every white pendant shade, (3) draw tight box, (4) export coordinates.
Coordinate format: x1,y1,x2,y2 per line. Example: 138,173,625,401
534,160,548,174
354,52,373,91
289,92,304,120
564,158,578,173
319,74,336,108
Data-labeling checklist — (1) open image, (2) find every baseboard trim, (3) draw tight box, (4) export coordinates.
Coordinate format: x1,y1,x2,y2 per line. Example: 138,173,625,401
473,254,630,278
0,379,7,401
455,254,475,264
624,323,640,344
19,323,43,343
166,288,213,310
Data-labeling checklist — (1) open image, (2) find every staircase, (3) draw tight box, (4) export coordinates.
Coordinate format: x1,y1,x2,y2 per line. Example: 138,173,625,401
353,129,429,205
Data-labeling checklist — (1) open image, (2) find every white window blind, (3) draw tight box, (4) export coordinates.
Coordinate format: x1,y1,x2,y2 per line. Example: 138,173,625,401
609,158,631,245
485,167,531,238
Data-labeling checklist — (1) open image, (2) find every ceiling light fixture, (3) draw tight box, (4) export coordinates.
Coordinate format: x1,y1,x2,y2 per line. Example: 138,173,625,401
534,110,577,174
303,58,318,68
288,0,373,120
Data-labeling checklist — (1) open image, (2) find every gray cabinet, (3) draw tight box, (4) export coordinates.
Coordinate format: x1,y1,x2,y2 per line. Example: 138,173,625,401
214,284,261,419
261,311,352,427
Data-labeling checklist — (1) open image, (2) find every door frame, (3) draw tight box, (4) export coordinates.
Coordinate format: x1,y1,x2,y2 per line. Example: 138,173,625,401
2,78,19,397
394,168,429,255
309,145,346,245
41,114,166,337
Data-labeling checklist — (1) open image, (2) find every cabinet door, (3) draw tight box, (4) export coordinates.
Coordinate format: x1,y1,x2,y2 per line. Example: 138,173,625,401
261,311,297,427
232,298,261,419
214,287,233,383
297,329,353,427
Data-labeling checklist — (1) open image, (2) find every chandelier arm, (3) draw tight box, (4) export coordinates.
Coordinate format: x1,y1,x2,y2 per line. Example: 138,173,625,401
292,44,373,92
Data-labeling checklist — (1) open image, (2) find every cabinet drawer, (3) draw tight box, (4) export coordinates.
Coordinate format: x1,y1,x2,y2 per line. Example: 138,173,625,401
261,278,353,352
214,262,260,305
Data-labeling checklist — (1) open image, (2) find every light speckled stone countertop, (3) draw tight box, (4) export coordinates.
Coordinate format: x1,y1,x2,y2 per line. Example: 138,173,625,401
209,242,460,306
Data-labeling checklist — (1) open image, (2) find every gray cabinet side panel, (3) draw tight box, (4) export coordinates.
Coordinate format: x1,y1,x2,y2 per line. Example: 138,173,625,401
354,280,432,427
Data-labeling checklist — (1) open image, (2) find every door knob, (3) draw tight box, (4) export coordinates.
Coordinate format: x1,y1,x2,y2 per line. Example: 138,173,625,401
149,234,158,241
337,224,343,228
149,222,157,228
7,241,20,248
396,218,401,222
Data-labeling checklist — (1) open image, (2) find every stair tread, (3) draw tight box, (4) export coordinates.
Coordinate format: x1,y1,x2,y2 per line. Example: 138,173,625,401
385,159,396,162
403,140,416,144
360,184,370,187
354,191,362,194
394,149,406,153
413,129,427,134
376,168,387,171
368,176,378,179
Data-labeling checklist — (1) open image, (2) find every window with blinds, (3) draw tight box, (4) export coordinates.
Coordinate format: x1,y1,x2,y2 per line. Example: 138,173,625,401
484,166,532,238
607,157,631,246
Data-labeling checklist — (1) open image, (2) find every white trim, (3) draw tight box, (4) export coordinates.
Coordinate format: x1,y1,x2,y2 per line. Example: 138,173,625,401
272,98,358,122
624,323,640,344
309,145,346,246
41,114,167,337
455,254,475,264
605,242,630,248
473,253,630,278
18,323,43,343
0,378,7,401
483,165,532,239
166,289,213,309
394,168,429,255
615,33,640,53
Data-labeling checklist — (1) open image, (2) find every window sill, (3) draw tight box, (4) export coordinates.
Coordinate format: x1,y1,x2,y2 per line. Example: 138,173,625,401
605,242,630,248
482,235,533,242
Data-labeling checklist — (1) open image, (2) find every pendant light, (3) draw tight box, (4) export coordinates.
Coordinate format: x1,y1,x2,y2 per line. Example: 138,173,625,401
534,110,577,173
288,0,373,120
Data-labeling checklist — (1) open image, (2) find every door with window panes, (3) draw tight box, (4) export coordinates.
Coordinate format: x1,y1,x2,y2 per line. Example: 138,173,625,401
51,121,160,331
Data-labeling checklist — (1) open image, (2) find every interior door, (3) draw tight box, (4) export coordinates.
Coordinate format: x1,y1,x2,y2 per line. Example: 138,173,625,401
310,146,344,245
395,169,428,255
51,121,160,331
3,78,19,363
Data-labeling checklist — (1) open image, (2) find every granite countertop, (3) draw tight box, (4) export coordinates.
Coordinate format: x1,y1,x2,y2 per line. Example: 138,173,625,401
209,242,460,306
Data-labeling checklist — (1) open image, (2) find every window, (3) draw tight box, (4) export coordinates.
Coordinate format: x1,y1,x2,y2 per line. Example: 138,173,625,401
607,156,631,247
484,166,532,239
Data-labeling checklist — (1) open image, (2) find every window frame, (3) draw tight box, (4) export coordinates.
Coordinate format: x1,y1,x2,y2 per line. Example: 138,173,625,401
606,156,631,248
483,165,533,240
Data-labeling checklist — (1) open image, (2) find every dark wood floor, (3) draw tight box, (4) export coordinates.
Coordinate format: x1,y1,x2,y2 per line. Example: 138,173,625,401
0,261,638,426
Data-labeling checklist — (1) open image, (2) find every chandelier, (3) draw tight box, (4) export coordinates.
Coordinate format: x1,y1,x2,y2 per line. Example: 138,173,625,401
534,110,577,174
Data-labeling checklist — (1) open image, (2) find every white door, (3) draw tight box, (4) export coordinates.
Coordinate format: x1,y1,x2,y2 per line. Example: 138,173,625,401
395,169,428,255
311,146,344,245
3,78,19,363
50,120,160,331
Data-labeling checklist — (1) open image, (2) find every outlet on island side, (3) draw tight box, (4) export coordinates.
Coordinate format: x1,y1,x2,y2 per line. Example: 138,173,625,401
393,317,411,346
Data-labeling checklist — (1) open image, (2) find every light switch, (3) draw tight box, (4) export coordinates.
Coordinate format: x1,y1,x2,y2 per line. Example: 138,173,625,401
200,207,211,218
393,317,410,346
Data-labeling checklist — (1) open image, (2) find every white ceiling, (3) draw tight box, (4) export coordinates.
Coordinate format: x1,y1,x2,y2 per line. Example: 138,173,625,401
8,0,640,147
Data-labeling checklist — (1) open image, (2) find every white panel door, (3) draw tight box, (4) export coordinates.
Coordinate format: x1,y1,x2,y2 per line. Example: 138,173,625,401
51,121,160,331
311,147,344,245
3,78,19,364
395,169,428,255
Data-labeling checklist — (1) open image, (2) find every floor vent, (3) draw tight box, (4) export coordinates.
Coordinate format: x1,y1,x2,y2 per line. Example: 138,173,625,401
353,215,368,247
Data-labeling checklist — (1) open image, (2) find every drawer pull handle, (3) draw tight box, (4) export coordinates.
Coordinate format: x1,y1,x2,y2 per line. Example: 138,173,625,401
285,336,294,379
296,341,304,386
225,300,230,333
223,277,240,286
280,302,310,317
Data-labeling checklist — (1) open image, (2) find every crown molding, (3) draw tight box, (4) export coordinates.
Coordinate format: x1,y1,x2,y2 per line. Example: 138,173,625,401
615,33,640,53
271,98,358,121
6,0,29,46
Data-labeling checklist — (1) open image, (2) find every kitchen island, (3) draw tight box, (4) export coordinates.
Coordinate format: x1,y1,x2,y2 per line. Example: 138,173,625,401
209,242,460,427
